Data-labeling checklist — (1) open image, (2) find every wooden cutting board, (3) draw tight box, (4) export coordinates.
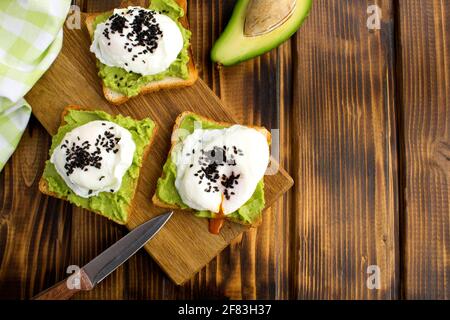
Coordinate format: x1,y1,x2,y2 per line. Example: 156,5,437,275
25,15,293,285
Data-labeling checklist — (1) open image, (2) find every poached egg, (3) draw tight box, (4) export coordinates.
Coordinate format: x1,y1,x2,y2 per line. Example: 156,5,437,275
90,6,183,76
173,125,270,215
50,121,136,198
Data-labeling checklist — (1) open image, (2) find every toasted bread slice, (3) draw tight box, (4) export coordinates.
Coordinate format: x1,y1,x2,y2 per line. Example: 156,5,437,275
152,111,272,227
85,0,198,105
39,105,157,224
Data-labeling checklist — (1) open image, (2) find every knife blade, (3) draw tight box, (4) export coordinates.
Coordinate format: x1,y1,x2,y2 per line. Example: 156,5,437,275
33,211,173,300
83,211,173,287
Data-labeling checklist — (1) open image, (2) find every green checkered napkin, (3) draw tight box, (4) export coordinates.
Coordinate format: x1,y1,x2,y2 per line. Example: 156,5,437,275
0,0,71,171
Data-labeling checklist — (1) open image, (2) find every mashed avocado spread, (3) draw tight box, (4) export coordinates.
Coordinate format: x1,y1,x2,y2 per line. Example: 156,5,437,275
92,0,191,97
42,109,155,224
155,114,265,224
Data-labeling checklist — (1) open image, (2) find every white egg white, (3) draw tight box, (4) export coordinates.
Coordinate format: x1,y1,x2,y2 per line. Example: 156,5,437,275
90,6,183,76
174,125,269,215
50,120,136,198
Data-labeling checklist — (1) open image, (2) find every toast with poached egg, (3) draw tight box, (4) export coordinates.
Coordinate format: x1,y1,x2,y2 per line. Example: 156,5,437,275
153,112,272,229
85,0,198,105
39,105,157,224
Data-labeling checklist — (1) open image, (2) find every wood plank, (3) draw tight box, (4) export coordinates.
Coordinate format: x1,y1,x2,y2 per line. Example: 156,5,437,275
0,118,73,299
290,0,399,299
25,11,293,287
72,0,121,12
185,0,291,299
68,3,128,295
397,0,450,299
185,0,296,299
69,0,146,300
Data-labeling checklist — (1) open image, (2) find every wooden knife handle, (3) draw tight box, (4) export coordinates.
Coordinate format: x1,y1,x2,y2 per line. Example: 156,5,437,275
32,269,93,300
33,279,80,300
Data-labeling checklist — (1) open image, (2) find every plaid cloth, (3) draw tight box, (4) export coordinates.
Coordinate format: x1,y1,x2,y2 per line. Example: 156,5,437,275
0,0,71,171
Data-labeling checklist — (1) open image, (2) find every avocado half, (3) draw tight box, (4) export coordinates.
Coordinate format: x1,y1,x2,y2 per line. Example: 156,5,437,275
211,0,312,66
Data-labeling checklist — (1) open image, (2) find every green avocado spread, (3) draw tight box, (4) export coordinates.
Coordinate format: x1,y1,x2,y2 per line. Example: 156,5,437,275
155,114,265,224
42,109,155,224
92,0,191,97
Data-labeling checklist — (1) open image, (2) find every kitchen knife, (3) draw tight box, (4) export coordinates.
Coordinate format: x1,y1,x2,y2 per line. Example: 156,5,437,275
33,211,173,300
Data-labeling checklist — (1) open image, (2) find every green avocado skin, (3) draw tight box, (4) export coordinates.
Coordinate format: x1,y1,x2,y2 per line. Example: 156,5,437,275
155,114,265,224
211,0,313,66
42,110,155,225
92,0,191,97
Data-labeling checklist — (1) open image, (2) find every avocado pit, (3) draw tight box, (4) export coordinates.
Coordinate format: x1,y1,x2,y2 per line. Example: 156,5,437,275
244,0,297,37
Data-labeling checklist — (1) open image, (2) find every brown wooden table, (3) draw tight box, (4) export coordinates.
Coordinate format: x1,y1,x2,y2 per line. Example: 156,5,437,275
0,0,448,299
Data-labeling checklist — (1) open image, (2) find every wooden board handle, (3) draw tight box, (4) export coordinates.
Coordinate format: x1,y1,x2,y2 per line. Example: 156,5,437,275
32,269,93,300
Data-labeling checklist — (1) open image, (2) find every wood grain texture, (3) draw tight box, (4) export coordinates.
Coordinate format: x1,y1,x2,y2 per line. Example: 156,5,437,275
397,0,450,299
290,0,399,299
0,117,72,299
73,0,122,12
